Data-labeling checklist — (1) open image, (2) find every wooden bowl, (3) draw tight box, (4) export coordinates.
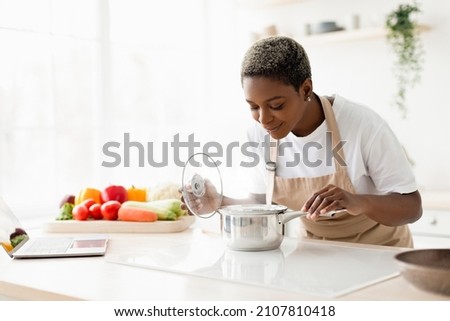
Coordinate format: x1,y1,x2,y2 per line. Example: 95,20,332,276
395,249,450,296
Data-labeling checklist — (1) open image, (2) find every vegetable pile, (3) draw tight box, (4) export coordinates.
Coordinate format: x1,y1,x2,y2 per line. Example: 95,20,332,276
57,183,186,222
1,228,29,252
10,228,28,247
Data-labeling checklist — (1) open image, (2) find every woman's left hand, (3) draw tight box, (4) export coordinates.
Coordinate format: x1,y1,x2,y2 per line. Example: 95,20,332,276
301,184,362,220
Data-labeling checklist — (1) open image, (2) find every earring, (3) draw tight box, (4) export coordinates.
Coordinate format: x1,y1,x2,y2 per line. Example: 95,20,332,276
307,96,311,102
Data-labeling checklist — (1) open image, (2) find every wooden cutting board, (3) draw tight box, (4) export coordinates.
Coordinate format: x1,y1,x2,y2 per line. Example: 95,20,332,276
43,215,196,233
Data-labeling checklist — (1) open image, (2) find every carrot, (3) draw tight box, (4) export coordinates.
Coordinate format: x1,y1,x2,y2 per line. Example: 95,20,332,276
118,207,158,222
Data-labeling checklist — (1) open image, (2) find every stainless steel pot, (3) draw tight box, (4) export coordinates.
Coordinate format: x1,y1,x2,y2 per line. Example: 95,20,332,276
219,204,338,251
181,153,341,252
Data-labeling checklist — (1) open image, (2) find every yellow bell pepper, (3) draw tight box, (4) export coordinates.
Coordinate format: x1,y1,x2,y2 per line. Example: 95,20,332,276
127,186,147,202
75,187,102,205
1,242,13,252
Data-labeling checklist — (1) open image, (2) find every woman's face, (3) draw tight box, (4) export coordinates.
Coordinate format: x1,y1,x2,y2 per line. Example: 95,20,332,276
242,76,311,139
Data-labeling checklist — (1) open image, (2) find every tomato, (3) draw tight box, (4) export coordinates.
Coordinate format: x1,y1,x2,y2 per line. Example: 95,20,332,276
89,203,103,220
101,200,121,220
72,204,89,221
81,198,96,210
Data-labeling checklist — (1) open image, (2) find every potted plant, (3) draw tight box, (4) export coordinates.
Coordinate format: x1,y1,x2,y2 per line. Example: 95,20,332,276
385,1,424,117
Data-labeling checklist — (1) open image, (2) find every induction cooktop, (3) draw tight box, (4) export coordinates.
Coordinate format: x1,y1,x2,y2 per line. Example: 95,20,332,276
107,232,401,298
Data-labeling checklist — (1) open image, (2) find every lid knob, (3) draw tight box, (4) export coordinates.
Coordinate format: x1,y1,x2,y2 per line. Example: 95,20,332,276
191,174,206,197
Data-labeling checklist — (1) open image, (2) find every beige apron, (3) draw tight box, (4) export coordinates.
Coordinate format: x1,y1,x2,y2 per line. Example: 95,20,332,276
266,96,413,247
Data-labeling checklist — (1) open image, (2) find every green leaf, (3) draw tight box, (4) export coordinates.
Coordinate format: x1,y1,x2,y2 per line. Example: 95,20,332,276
385,1,424,118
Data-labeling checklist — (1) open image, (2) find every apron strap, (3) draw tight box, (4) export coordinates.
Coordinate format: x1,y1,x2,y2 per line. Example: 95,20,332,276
265,95,346,204
266,138,278,205
319,96,347,172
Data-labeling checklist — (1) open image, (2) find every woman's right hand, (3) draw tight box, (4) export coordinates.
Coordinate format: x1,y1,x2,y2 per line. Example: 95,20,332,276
180,178,221,217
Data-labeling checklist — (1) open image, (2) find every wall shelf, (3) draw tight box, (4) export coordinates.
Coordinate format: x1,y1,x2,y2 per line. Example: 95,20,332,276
235,0,306,9
296,24,430,47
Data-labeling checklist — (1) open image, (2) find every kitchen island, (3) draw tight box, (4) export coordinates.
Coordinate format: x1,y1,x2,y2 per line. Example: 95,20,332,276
0,225,448,301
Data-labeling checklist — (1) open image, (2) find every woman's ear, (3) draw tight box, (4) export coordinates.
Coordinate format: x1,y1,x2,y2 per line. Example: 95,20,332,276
300,78,313,99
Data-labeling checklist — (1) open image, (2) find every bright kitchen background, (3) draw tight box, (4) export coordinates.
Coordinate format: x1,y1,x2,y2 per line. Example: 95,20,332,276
0,0,449,224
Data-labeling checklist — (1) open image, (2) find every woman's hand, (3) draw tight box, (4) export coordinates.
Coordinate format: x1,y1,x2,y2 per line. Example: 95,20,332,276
180,178,221,217
301,184,362,220
301,184,422,226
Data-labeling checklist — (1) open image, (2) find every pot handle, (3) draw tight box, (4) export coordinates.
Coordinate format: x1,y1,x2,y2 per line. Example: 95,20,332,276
280,209,347,224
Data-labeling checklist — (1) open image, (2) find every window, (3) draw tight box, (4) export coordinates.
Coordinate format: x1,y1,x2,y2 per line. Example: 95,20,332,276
0,0,250,220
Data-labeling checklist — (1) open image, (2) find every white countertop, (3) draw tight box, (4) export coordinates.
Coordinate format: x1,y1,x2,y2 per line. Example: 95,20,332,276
0,227,448,301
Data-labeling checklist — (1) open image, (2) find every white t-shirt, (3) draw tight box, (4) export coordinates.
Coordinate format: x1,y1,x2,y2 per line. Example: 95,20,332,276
244,94,417,196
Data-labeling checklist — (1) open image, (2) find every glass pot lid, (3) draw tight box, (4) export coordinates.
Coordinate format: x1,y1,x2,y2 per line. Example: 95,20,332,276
181,153,223,218
219,204,287,216
181,153,288,218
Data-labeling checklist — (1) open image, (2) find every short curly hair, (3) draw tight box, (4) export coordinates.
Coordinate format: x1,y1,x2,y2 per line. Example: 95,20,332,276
240,36,312,90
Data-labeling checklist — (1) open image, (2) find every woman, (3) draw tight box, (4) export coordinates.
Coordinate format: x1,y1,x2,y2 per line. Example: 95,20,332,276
184,36,422,247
